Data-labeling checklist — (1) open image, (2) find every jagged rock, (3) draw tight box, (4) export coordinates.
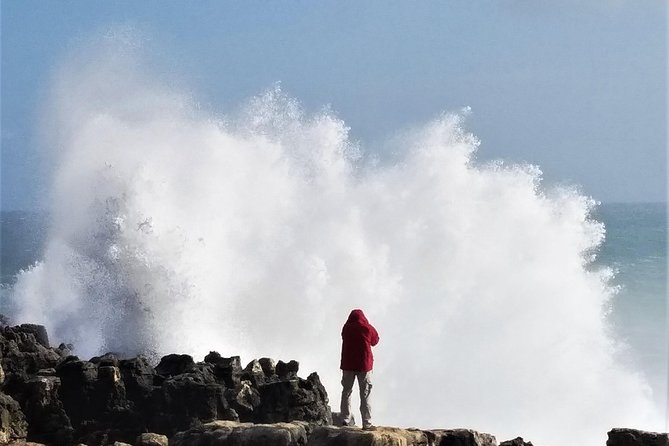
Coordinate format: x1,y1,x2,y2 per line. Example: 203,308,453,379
56,357,140,444
17,325,50,349
500,437,533,446
149,364,230,436
79,430,124,446
57,343,74,357
20,375,72,445
136,432,168,446
0,391,28,444
0,325,65,396
258,358,277,380
308,426,429,446
154,354,194,378
234,380,262,421
98,366,121,385
256,372,332,425
56,358,98,428
204,351,223,363
119,356,155,401
607,428,669,446
90,353,120,368
112,442,132,446
7,442,48,446
428,429,497,446
171,420,310,446
0,326,76,444
1,322,344,445
276,360,299,380
204,353,243,389
242,359,267,387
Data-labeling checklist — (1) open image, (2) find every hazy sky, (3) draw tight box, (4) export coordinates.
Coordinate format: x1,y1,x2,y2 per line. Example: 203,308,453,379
1,1,666,210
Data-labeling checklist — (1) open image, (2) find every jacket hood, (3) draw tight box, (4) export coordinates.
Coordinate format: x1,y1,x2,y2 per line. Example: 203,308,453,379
347,309,369,325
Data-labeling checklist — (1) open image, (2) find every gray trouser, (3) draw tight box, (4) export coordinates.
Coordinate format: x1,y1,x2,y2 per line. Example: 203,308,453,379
340,370,372,427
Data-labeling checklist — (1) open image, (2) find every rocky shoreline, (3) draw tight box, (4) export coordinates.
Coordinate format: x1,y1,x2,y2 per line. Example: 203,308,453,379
0,322,666,446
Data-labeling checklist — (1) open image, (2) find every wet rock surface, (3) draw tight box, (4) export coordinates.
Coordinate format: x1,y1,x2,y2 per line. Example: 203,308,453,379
172,423,504,446
308,425,429,446
500,437,534,446
171,420,311,446
135,432,168,446
607,428,669,446
0,390,28,444
428,428,497,446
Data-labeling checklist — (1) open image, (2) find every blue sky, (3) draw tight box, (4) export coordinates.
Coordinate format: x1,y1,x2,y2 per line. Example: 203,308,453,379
1,0,666,209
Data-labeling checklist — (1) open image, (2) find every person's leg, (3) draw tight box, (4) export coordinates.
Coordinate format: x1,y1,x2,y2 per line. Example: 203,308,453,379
358,371,373,428
339,370,356,425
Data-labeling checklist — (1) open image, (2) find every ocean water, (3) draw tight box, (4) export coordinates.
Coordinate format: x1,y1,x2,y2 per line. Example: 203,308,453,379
592,203,667,414
0,42,666,445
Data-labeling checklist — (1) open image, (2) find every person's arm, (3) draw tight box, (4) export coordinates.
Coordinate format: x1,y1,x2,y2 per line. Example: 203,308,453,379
369,325,379,346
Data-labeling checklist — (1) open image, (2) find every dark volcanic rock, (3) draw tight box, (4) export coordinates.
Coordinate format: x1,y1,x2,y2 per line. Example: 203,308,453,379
136,432,168,446
205,352,243,388
500,437,534,446
13,342,331,443
607,428,669,446
256,372,332,425
258,358,277,381
211,355,243,389
56,357,141,444
149,364,232,436
0,391,28,444
17,324,50,348
21,375,72,445
171,420,310,446
0,324,66,396
90,352,121,367
0,322,351,445
154,354,195,378
276,360,299,380
242,359,267,387
0,324,73,444
55,358,99,427
204,351,223,363
233,380,261,420
118,355,155,416
428,428,497,446
308,425,429,446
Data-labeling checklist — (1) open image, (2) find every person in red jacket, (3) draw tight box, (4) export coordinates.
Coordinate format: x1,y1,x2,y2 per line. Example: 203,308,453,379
339,309,379,430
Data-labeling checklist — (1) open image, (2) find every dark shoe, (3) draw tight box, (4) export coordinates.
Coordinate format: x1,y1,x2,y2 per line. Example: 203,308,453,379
363,425,376,431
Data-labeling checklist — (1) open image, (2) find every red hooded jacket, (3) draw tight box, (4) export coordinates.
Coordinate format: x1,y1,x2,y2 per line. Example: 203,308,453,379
340,309,379,372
